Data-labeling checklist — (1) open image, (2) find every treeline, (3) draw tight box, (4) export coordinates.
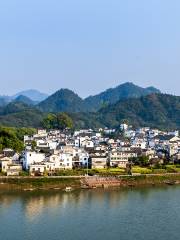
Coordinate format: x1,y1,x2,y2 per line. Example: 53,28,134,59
0,93,179,130
42,112,73,130
0,127,36,152
0,113,74,152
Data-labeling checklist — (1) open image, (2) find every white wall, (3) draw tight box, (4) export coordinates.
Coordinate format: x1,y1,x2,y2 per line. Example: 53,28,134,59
23,151,45,170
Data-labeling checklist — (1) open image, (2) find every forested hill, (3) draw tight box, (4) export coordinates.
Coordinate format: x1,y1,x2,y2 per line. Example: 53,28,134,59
38,89,86,113
95,93,180,129
37,82,160,113
0,93,179,130
83,82,160,111
69,93,180,130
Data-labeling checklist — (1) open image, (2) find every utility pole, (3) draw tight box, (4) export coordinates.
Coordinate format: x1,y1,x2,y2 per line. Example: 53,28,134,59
86,158,89,176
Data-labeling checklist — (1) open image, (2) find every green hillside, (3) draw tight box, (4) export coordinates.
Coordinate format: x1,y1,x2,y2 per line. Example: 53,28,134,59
0,93,179,130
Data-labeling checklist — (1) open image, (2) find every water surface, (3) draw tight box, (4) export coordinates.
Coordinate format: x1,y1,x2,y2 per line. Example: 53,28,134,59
0,186,180,240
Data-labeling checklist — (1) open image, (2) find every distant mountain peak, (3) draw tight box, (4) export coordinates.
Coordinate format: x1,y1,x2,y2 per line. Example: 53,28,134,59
38,88,85,113
36,82,161,113
14,95,35,105
13,89,48,102
0,82,162,114
56,88,79,94
84,82,161,111
145,86,160,93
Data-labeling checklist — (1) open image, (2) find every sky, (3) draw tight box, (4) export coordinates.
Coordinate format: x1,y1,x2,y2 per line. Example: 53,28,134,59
0,0,180,97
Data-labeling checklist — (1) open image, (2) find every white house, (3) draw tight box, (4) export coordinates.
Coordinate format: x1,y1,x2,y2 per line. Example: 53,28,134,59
72,149,89,167
59,152,73,169
110,150,137,168
23,151,45,170
120,123,128,131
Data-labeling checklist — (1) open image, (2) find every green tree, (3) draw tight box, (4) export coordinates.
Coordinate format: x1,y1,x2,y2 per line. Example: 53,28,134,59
138,156,149,166
42,113,73,130
42,113,57,130
56,113,73,130
0,127,24,152
130,156,149,167
31,140,37,151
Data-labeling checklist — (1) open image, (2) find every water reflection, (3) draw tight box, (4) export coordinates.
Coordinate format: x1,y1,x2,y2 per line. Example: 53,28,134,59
0,189,130,221
0,187,180,240
0,186,174,222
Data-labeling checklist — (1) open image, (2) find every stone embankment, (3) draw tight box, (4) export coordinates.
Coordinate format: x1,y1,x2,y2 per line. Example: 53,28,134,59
81,177,122,188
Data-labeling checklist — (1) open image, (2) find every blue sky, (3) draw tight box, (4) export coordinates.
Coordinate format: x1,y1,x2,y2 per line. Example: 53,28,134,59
0,0,180,97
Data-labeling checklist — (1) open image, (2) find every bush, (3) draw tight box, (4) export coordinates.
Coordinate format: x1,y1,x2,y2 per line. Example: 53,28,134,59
152,169,167,174
165,167,178,173
132,167,152,174
19,171,29,176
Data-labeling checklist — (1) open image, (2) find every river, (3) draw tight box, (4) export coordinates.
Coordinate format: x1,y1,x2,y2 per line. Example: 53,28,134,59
0,186,180,240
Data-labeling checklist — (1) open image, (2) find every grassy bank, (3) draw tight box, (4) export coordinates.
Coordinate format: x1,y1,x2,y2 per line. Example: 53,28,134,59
1,173,180,191
0,177,82,191
119,174,180,187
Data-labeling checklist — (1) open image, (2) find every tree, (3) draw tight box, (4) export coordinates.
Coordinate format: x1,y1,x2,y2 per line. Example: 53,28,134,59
42,113,73,130
0,127,24,152
42,113,57,130
138,156,149,166
31,140,37,151
130,156,149,167
56,113,73,130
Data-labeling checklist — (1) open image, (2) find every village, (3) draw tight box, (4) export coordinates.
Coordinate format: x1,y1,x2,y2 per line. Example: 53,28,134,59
0,123,180,177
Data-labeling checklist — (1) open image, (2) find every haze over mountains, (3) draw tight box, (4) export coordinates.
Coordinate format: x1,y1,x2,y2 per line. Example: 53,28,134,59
0,82,179,129
13,89,48,102
0,89,48,106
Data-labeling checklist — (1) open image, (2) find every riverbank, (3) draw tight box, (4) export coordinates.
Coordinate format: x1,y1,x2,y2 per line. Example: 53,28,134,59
1,173,180,191
0,176,82,191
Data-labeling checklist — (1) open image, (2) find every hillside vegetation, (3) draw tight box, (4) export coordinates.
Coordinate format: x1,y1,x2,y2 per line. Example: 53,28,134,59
84,82,160,111
0,82,179,130
0,127,36,152
37,82,160,112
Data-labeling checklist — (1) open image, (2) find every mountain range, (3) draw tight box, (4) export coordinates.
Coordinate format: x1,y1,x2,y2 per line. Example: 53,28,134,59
0,89,48,106
13,89,48,102
0,82,179,130
0,82,161,112
37,82,161,112
83,83,160,112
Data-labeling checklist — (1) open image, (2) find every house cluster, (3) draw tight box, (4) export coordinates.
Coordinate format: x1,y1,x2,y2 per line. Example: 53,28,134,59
0,124,180,176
